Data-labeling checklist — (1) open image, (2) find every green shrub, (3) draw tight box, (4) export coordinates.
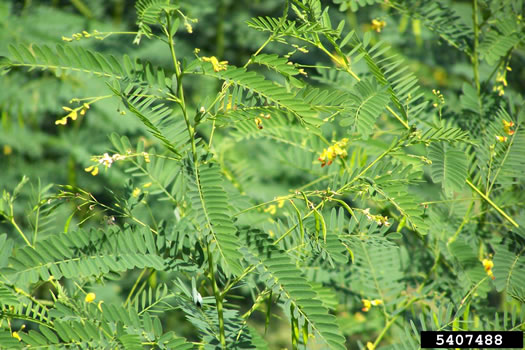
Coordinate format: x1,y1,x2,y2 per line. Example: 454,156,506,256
1,0,524,349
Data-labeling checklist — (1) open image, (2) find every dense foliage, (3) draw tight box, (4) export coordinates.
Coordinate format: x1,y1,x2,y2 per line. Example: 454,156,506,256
1,0,525,349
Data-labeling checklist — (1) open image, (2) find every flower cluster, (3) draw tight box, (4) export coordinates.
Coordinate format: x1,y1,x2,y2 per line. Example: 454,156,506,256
371,19,386,32
202,56,228,72
496,120,516,142
55,104,90,125
493,67,510,96
363,208,391,227
482,258,495,280
264,197,286,215
62,29,104,42
362,298,383,312
318,138,349,167
432,89,445,108
503,120,515,136
84,151,148,176
255,112,271,130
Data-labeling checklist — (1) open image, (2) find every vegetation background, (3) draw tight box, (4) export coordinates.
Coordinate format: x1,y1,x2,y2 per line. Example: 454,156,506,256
0,0,524,349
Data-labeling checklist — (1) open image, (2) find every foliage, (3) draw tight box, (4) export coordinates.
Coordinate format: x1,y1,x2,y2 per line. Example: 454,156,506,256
1,0,525,349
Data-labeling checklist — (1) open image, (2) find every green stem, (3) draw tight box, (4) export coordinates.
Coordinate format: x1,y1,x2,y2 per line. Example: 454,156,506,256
70,0,93,18
165,14,226,347
338,139,401,193
216,0,226,59
448,201,474,244
208,246,226,348
316,38,410,130
472,0,481,95
10,217,31,246
466,179,518,227
221,264,257,296
487,127,519,195
165,16,196,163
372,297,418,348
124,268,148,307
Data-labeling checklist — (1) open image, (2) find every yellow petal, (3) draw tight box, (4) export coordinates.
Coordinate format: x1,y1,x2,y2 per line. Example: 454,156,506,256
55,117,68,125
85,292,96,303
12,332,21,341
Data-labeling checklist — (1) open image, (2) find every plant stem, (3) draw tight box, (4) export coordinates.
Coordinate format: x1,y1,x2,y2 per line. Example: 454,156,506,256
466,179,518,227
372,297,418,348
165,15,197,163
10,216,31,246
208,246,226,348
124,268,148,307
448,201,474,244
338,139,401,193
472,0,481,95
221,264,257,296
165,15,226,347
70,0,93,19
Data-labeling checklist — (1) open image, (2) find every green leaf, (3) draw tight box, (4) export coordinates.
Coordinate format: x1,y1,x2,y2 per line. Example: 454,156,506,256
428,142,468,195
340,79,390,139
185,160,244,276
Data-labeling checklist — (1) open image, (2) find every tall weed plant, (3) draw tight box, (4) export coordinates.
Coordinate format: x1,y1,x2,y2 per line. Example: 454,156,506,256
1,0,524,349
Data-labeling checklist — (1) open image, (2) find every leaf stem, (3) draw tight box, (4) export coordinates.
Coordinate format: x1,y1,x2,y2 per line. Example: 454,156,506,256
466,179,518,227
208,245,226,348
165,14,196,163
372,297,418,348
124,268,148,307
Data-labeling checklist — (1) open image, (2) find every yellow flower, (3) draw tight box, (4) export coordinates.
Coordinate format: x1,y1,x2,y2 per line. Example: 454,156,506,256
202,56,228,72
495,135,507,143
503,120,515,136
85,292,96,303
366,342,375,350
264,204,277,215
80,103,90,116
482,259,495,280
255,117,263,130
132,188,141,198
371,19,386,32
12,331,21,341
496,72,508,87
361,299,372,312
56,106,80,125
371,299,383,306
276,196,286,208
84,165,99,176
318,139,349,167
